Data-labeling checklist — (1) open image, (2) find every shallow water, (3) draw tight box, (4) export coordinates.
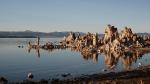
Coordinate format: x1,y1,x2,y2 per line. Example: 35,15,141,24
0,38,150,81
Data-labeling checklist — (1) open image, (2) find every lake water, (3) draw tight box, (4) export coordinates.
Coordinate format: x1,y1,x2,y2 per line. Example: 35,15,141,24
0,38,150,81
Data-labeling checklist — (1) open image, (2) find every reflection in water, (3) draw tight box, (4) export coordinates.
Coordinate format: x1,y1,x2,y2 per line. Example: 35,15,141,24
104,51,120,69
120,50,143,70
28,47,67,58
28,48,40,58
36,49,40,58
104,50,144,70
27,47,145,70
79,48,145,70
81,52,98,63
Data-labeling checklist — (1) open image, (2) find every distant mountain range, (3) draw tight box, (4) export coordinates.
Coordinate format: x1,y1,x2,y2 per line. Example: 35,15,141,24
0,31,85,38
0,30,149,38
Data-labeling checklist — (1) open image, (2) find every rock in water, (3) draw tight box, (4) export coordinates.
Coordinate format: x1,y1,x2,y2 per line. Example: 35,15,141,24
28,73,34,79
138,62,142,67
0,77,8,84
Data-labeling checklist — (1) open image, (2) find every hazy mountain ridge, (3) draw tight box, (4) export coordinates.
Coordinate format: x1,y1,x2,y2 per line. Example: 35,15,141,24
0,31,85,38
0,31,149,38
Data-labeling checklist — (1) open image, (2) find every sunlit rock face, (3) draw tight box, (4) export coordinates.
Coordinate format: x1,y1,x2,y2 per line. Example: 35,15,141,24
68,32,99,49
103,24,122,52
64,32,76,45
119,27,146,48
111,38,122,51
102,25,148,52
93,33,98,46
84,32,93,46
120,27,133,39
103,24,119,44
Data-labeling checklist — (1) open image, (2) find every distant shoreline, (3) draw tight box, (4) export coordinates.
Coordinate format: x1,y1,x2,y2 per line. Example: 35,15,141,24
0,36,65,38
0,31,85,39
0,36,36,38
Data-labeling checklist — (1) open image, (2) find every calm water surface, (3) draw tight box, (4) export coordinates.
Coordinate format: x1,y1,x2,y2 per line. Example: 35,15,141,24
0,38,150,81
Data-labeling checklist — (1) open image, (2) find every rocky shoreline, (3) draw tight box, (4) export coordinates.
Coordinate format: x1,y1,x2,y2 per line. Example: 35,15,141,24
51,65,150,84
0,65,149,84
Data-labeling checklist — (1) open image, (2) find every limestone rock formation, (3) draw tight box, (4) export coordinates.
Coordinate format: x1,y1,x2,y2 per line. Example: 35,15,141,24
120,27,133,39
65,32,76,45
102,25,146,52
103,24,118,44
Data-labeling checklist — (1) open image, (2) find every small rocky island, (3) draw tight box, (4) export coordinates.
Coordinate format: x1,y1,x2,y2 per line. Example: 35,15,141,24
28,24,150,53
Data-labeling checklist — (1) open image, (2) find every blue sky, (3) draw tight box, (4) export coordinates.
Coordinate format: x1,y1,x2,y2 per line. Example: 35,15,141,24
0,0,150,33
